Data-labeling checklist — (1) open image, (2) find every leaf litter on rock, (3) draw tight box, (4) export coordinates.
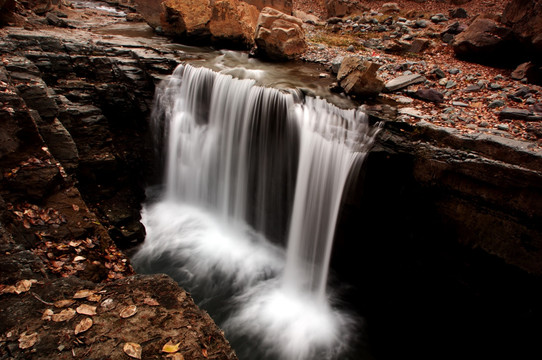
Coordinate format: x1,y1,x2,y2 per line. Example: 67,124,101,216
74,317,93,335
52,308,76,322
120,304,137,318
76,304,97,316
18,331,38,349
123,342,142,359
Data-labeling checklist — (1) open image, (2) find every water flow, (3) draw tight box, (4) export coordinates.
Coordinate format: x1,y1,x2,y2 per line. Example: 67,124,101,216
133,64,376,360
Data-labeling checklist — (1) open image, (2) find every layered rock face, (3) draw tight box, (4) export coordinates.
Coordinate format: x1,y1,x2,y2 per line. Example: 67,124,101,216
243,0,292,14
209,0,260,47
0,28,182,248
254,7,306,60
326,0,367,18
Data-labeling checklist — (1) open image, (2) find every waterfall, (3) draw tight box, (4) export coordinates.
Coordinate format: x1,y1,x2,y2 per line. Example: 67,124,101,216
133,64,377,360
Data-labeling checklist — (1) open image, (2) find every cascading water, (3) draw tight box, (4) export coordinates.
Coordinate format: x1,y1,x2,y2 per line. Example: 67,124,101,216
132,64,377,360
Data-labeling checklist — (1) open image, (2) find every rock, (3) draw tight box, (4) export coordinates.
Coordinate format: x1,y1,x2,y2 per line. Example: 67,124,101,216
337,56,384,97
502,0,542,59
430,14,448,23
382,39,411,54
254,7,306,60
243,0,293,14
126,12,143,22
452,17,517,65
449,8,468,19
511,62,542,84
398,107,428,119
325,0,367,18
293,10,323,25
326,17,342,25
331,55,344,74
464,84,483,92
161,0,213,39
413,88,444,103
381,2,400,14
45,12,68,28
209,0,260,48
409,38,431,53
131,0,162,28
497,123,510,131
385,74,426,92
499,107,532,120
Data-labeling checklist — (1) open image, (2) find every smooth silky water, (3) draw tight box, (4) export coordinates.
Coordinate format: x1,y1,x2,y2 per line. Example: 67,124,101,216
131,63,379,360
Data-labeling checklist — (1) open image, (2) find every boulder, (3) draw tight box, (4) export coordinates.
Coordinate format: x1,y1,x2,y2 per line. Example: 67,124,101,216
502,0,542,58
452,17,517,65
242,0,292,14
337,56,383,98
511,62,542,84
209,0,260,48
254,7,306,60
293,10,324,25
326,0,367,18
132,0,162,28
161,0,213,39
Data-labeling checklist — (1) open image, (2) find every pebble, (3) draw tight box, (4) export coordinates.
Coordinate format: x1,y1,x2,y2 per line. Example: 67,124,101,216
488,99,505,108
489,83,503,90
479,121,490,128
445,80,457,89
497,124,510,131
347,45,355,52
438,78,448,86
466,124,477,129
452,101,469,107
448,68,461,75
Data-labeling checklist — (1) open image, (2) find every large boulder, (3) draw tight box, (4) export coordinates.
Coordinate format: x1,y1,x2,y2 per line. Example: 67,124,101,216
132,0,163,28
326,0,367,18
161,0,213,39
242,0,292,14
451,17,517,65
210,0,260,48
337,56,384,97
254,7,306,60
502,0,542,59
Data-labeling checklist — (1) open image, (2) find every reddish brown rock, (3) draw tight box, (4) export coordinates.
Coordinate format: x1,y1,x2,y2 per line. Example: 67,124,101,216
325,0,367,18
452,17,516,65
502,0,542,57
254,7,306,60
337,56,383,98
132,0,163,28
161,0,212,39
210,0,260,47
242,0,292,14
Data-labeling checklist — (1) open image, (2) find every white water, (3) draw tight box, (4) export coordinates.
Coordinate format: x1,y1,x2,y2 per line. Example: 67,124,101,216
133,64,377,360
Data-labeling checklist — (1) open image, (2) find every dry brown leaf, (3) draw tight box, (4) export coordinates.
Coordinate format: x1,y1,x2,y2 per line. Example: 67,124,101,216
76,304,97,316
143,297,159,306
18,332,38,349
0,285,17,294
100,298,115,311
73,256,86,262
166,353,185,360
74,317,93,335
123,342,142,359
41,308,54,321
87,294,102,302
119,305,137,318
52,308,76,322
15,279,37,294
72,204,80,211
202,348,208,358
162,341,181,353
73,289,95,299
54,299,75,308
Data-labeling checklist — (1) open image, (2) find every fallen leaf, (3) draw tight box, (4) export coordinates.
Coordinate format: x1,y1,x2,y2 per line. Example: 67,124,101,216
162,341,181,353
72,204,80,211
42,308,54,321
18,332,38,349
0,285,17,294
100,298,115,311
54,299,75,308
87,294,102,302
143,297,159,306
73,289,95,299
76,304,97,316
52,308,76,322
73,256,86,262
166,354,185,360
120,305,137,318
74,317,93,335
123,342,142,359
69,240,82,247
15,279,37,294
202,348,208,358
